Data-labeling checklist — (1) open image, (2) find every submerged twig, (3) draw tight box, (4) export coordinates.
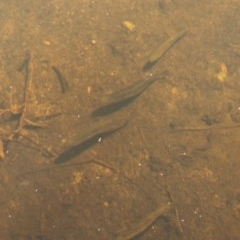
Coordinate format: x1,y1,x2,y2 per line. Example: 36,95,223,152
0,52,68,160
18,51,33,130
0,140,4,160
173,124,240,132
115,203,172,240
17,51,31,73
51,66,69,94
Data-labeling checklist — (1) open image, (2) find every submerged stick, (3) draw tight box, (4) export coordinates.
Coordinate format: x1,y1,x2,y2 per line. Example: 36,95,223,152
18,51,31,73
115,203,172,240
173,124,240,132
52,66,69,93
18,51,33,130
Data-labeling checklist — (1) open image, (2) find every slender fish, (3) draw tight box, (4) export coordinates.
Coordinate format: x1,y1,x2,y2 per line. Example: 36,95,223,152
68,116,127,146
109,73,167,102
55,115,128,164
142,30,187,71
92,70,168,117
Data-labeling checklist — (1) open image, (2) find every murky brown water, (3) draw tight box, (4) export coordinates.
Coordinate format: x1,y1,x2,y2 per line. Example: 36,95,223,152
1,0,240,239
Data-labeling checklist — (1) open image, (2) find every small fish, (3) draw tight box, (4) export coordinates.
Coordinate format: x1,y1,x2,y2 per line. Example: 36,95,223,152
92,70,168,117
142,30,187,71
115,203,172,240
52,66,69,93
55,115,128,164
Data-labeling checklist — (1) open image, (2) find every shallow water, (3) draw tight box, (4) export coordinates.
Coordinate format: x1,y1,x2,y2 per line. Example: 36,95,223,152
0,0,240,239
